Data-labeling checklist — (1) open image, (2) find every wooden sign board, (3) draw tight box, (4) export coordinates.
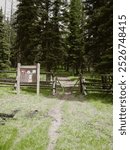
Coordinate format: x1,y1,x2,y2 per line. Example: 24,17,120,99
17,63,40,95
20,68,37,83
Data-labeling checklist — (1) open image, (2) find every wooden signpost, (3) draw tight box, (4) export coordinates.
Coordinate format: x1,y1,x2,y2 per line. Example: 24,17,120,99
16,63,40,95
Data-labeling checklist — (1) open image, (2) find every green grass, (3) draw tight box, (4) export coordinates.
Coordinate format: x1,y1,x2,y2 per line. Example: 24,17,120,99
69,76,79,81
55,70,73,77
13,120,50,150
21,86,52,97
55,95,112,150
83,72,102,80
0,127,18,150
0,72,16,78
0,88,58,150
40,74,46,81
0,87,112,150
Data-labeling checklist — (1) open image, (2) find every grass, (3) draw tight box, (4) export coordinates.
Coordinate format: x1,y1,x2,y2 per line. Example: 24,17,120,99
13,120,50,150
69,76,79,81
0,87,112,150
0,88,58,150
55,70,73,77
0,127,18,150
21,86,52,97
83,72,102,80
55,95,112,150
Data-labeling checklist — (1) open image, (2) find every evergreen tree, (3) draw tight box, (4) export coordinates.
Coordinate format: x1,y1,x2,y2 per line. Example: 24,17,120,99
95,0,113,73
68,0,84,75
9,13,17,67
51,0,66,69
13,0,112,74
38,0,54,72
15,0,39,64
0,9,10,69
84,0,113,73
39,0,66,72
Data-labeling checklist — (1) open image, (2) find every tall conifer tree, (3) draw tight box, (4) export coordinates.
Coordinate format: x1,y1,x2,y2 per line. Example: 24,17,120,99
84,0,113,73
0,9,10,69
39,0,66,71
68,0,84,74
15,0,39,64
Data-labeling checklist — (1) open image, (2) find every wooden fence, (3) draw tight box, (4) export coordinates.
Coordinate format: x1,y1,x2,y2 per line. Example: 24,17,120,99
0,70,57,95
0,70,113,95
80,74,113,95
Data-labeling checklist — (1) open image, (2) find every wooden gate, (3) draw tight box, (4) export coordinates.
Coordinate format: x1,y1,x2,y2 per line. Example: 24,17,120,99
55,76,80,94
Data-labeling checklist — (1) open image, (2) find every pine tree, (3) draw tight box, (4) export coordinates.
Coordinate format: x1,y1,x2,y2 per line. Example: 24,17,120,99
51,0,66,69
84,0,113,73
95,0,113,73
0,9,10,69
15,0,39,64
68,0,84,74
38,0,66,72
38,0,54,72
9,13,17,67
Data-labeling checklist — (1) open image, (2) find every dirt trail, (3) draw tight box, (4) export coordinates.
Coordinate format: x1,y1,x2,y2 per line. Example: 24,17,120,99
47,100,64,150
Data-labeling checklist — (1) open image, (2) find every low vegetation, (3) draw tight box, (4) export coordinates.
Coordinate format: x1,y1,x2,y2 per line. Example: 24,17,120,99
0,87,112,150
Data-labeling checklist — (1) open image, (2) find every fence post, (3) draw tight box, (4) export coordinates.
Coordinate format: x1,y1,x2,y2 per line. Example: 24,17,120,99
79,73,87,95
52,74,56,96
17,63,21,94
82,78,87,96
37,63,40,96
79,73,83,94
51,71,54,82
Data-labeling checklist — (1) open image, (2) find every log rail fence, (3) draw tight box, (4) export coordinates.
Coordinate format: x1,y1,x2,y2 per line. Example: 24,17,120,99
0,69,113,95
79,74,113,95
0,69,57,95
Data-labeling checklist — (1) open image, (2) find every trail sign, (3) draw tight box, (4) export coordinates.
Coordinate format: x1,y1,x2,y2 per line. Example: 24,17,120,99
16,63,40,95
20,68,37,83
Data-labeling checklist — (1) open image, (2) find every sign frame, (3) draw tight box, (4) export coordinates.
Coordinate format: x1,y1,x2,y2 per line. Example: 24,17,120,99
16,63,40,95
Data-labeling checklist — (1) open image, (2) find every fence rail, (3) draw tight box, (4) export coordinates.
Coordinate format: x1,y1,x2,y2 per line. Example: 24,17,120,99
80,74,113,95
0,70,113,95
0,70,57,95
0,70,16,73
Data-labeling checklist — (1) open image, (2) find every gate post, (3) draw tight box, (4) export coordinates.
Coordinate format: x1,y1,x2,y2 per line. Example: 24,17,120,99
17,63,21,94
79,73,83,94
37,63,40,95
52,75,56,96
79,73,87,95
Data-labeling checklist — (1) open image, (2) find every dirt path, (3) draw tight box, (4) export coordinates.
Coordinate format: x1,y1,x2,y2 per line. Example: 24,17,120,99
47,100,64,150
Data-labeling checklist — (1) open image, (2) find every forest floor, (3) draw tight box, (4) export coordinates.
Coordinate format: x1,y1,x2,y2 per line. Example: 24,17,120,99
0,86,112,150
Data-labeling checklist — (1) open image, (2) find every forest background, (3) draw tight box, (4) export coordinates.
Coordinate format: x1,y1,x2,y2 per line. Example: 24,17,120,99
0,0,113,75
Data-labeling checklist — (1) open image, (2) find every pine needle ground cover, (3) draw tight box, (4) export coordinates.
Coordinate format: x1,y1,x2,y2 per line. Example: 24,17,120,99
0,88,112,150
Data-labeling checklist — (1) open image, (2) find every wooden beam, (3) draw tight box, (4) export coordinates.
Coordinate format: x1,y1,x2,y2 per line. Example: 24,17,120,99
37,63,40,95
20,65,37,69
17,63,21,94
